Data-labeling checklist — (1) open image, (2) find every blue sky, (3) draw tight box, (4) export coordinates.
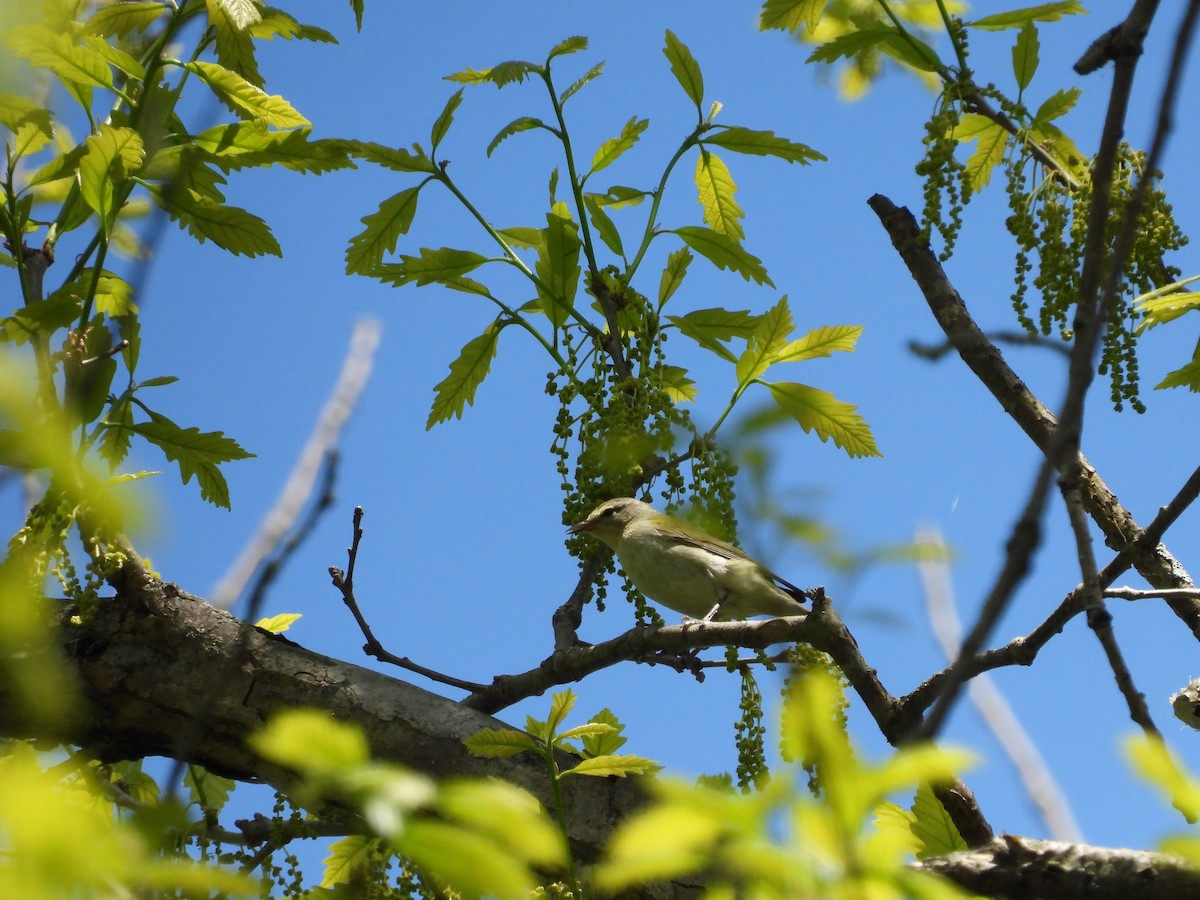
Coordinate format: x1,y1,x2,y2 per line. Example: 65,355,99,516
23,1,1200,858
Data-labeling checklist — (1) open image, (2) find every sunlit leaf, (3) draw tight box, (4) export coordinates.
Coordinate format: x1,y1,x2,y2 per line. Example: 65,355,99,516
590,116,648,175
667,307,758,362
1033,87,1081,125
758,0,827,33
255,612,302,633
185,60,308,127
321,835,380,888
584,195,624,257
1012,22,1040,92
969,2,1085,30
766,381,881,457
559,61,604,104
663,30,703,111
250,709,369,773
695,149,743,240
375,247,489,287
346,187,422,276
121,409,254,508
151,185,281,257
705,126,825,165
564,754,657,777
430,88,463,151
536,203,581,327
79,124,144,228
427,326,500,428
487,116,550,156
673,226,772,286
444,60,541,87
203,0,262,85
463,727,539,759
351,141,437,173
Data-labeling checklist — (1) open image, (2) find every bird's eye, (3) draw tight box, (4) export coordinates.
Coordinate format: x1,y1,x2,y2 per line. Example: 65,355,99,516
600,507,615,519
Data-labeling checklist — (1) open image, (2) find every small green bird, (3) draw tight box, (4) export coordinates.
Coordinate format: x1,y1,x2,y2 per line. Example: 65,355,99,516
569,497,808,621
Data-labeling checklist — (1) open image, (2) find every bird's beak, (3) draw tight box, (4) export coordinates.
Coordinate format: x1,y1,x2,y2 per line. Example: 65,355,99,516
567,517,592,535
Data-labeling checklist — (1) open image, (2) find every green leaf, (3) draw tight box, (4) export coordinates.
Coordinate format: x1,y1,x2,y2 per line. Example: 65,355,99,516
590,116,648,176
663,30,704,111
668,307,758,362
248,9,337,43
536,203,581,327
204,0,262,86
736,297,794,384
581,708,627,757
11,115,53,159
91,270,138,317
1155,360,1200,392
674,226,772,286
658,247,692,307
436,779,564,869
151,185,281,257
950,115,1008,191
430,88,463,152
547,689,577,733
564,754,657,778
98,397,134,466
346,187,422,276
758,0,826,33
83,33,146,79
556,723,618,743
1134,285,1200,332
910,782,968,858
807,28,893,65
4,24,114,90
0,296,79,345
427,326,500,429
184,61,308,127
400,820,537,900
487,116,550,156
250,709,369,773
124,410,254,508
879,31,944,73
1012,22,1040,92
351,141,437,173
548,35,588,59
255,612,302,633
185,764,235,814
1033,87,1081,125
444,60,542,87
376,247,489,287
773,324,863,363
654,364,698,403
766,381,881,458
321,836,380,889
0,92,46,131
695,149,743,241
705,126,825,165
584,195,624,258
497,226,543,249
559,61,604,105
591,185,650,208
192,124,355,173
464,727,539,759
969,2,1085,30
79,124,145,229
84,1,167,37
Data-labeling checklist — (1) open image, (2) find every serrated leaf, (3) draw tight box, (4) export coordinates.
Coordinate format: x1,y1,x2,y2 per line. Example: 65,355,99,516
91,270,137,317
582,709,627,757
705,126,825,164
79,124,144,228
12,117,52,158
658,247,692,307
152,185,281,257
547,689,576,733
560,61,604,105
668,307,758,362
584,195,624,258
880,31,944,74
556,723,617,743
1012,22,1040,92
910,782,967,857
1135,288,1200,332
97,397,134,466
1033,87,1081,125
4,25,114,90
536,204,581,327
736,297,794,384
695,149,743,240
873,801,922,855
185,60,308,127
351,141,437,173
951,115,1008,191
774,324,863,363
1155,360,1200,392
84,1,166,37
444,60,541,87
256,612,302,633
0,92,45,131
759,0,826,33
654,364,698,403
592,185,650,208
346,187,421,276
807,28,893,65
590,116,648,175
663,30,703,111
203,0,261,86
124,410,254,508
249,9,337,43
674,226,772,286
430,88,463,152
766,381,880,457
427,326,500,428
497,226,542,250
487,116,550,156
548,35,588,60
464,727,539,758
82,33,146,79
321,836,379,888
969,2,1085,30
564,754,656,777
185,764,235,814
376,247,488,287
193,124,355,173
